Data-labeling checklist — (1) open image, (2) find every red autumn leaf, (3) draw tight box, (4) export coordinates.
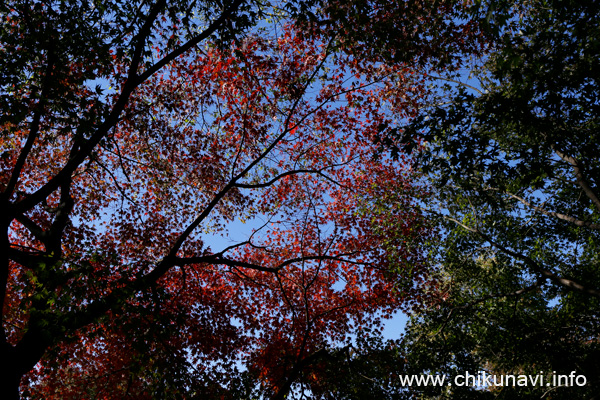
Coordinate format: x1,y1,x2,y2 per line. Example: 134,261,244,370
1,0,484,399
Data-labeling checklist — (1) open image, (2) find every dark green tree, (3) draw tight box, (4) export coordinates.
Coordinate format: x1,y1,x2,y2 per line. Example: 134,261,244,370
377,0,600,398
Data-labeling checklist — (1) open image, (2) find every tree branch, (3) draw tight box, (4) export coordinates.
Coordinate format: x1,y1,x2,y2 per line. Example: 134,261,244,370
553,146,600,213
506,191,600,229
13,0,244,216
233,166,345,189
154,38,329,266
442,214,600,298
11,0,168,214
174,252,366,273
453,278,544,311
428,74,484,95
137,0,246,83
428,279,544,340
13,213,46,244
3,44,55,200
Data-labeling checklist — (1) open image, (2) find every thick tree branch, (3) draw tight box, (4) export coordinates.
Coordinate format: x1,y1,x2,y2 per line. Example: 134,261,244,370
506,192,600,229
443,214,600,298
13,214,46,243
3,45,55,200
61,248,367,336
553,146,600,213
7,247,46,266
45,179,74,258
137,0,246,83
3,3,250,385
234,167,344,189
12,0,244,215
11,0,168,214
175,252,367,273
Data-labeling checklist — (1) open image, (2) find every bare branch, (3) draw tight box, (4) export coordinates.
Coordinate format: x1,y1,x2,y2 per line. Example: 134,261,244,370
234,166,346,189
428,74,484,95
174,251,367,273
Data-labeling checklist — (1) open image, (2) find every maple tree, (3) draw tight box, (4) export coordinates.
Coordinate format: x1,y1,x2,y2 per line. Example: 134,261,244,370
1,0,482,398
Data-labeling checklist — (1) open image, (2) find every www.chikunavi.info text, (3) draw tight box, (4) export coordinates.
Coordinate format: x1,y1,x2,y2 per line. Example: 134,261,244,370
398,371,587,387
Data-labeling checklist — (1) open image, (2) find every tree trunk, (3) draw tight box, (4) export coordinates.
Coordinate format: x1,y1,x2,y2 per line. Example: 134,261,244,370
0,330,49,400
0,344,27,400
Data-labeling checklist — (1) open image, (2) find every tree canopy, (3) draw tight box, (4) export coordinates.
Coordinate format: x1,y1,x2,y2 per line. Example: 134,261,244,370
0,0,482,398
376,0,600,398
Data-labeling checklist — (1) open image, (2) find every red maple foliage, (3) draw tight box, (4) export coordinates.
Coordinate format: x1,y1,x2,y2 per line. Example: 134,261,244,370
1,1,483,398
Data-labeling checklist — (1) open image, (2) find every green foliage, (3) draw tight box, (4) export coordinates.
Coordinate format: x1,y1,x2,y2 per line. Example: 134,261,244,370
399,256,600,399
375,0,600,398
